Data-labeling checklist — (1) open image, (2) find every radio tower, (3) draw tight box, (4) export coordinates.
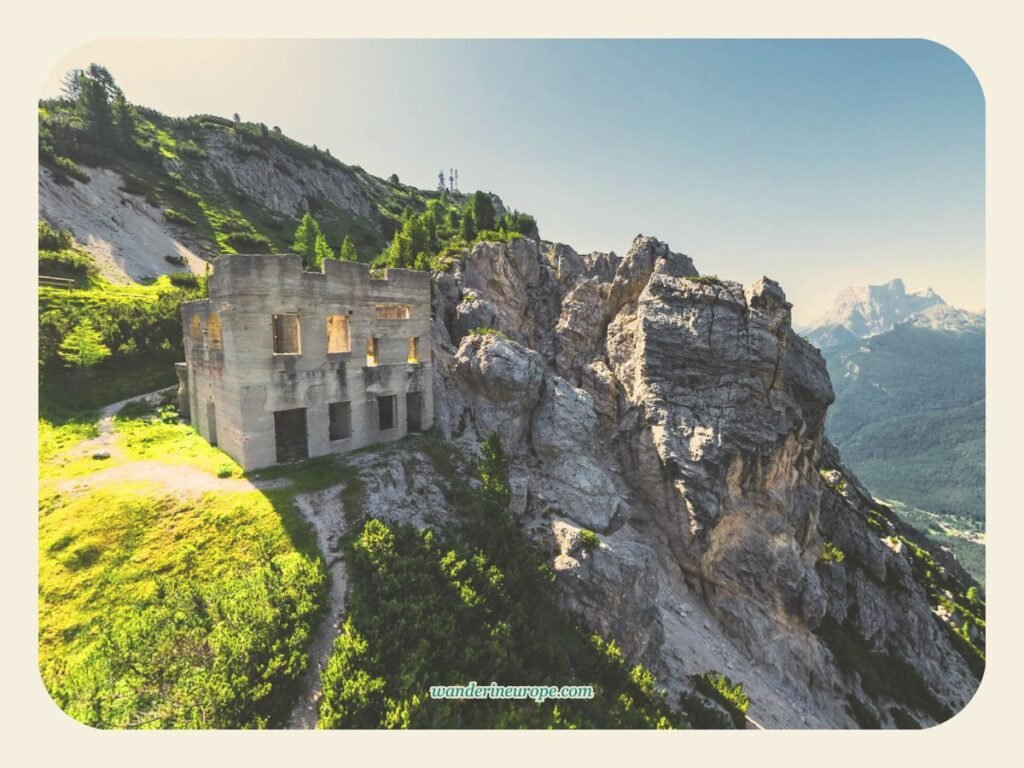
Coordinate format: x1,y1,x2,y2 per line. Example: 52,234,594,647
454,168,459,193
437,169,445,192
448,168,454,192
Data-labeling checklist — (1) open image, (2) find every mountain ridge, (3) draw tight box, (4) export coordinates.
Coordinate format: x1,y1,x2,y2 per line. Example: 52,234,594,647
802,277,948,348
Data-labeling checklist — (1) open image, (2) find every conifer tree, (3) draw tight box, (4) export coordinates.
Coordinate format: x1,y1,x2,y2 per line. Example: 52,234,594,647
291,213,324,269
58,320,111,372
339,236,358,262
472,191,496,232
460,209,476,241
314,233,333,268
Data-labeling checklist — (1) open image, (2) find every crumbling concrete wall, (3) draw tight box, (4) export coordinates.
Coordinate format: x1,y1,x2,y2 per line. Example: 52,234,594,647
180,254,434,470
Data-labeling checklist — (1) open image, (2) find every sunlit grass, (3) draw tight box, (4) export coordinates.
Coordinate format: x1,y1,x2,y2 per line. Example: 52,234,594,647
38,418,98,463
38,411,330,727
114,415,243,478
39,483,303,660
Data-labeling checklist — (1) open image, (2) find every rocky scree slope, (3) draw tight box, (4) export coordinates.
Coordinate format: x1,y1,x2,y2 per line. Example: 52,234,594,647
428,235,983,728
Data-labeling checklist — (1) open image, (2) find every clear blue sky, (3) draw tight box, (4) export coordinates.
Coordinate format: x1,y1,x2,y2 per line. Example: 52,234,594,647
42,39,985,324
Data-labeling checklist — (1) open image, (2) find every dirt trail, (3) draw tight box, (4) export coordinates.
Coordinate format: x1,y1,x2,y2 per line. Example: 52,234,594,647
75,388,169,461
287,483,352,729
54,461,280,496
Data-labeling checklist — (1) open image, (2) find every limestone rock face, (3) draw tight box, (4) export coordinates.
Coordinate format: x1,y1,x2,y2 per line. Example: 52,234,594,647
189,131,374,221
430,233,983,728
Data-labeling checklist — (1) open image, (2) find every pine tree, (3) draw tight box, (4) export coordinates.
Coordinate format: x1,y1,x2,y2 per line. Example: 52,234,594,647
339,236,358,262
113,93,134,150
60,68,85,101
79,75,114,143
472,191,496,232
58,320,111,372
460,209,476,241
406,217,430,258
291,213,323,269
314,233,334,268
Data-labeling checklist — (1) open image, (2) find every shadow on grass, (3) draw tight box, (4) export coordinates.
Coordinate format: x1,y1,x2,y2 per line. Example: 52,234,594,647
39,351,179,423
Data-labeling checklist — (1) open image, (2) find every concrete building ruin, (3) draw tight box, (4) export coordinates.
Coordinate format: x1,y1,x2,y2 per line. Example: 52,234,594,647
176,253,434,470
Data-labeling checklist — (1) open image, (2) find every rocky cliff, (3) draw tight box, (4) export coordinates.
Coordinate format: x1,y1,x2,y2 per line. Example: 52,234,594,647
428,235,983,728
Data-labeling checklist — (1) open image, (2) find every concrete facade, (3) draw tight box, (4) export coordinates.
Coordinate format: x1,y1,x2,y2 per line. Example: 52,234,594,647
178,253,433,470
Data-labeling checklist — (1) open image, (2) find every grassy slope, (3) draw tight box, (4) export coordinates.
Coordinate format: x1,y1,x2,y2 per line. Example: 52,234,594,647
38,406,324,728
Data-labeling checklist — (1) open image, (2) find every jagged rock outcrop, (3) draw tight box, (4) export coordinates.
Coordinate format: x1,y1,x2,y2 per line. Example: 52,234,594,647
430,234,984,728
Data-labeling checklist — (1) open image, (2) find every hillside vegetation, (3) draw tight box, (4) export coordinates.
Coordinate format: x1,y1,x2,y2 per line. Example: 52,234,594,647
318,437,690,729
38,399,323,729
38,399,324,728
38,221,202,418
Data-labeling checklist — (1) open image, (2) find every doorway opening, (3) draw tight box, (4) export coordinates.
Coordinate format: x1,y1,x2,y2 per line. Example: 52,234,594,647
274,408,308,462
206,401,218,447
406,392,423,433
378,395,396,431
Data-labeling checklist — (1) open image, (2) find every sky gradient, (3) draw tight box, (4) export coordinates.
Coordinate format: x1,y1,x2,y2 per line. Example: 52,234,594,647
41,39,985,324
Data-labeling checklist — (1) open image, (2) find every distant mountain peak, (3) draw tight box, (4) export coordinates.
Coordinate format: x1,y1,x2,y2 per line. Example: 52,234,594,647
805,278,948,348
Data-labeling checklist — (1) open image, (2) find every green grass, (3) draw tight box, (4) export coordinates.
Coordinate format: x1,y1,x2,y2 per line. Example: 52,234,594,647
38,412,327,728
38,417,99,464
689,274,722,286
114,414,243,477
39,353,180,421
469,327,508,339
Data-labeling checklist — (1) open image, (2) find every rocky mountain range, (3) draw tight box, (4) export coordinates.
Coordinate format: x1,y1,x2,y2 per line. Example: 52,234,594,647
37,89,984,727
821,301,985,522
